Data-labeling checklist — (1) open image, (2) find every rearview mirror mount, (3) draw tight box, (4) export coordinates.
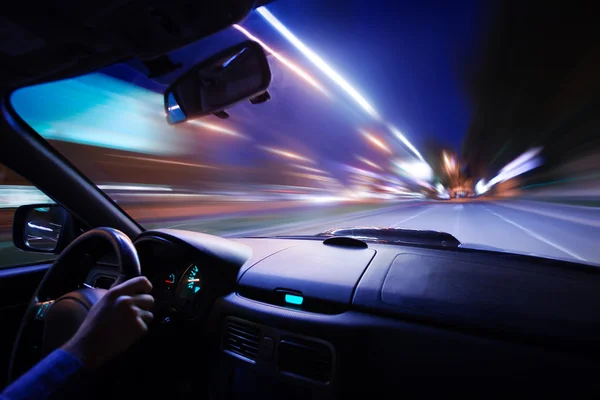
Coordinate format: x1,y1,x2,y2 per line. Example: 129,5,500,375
164,40,272,124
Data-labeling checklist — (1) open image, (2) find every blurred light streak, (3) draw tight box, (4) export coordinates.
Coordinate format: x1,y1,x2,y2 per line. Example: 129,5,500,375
360,130,392,154
107,154,215,169
233,24,328,96
393,159,433,181
98,185,173,192
356,155,384,170
257,7,379,119
497,147,543,177
377,184,404,194
187,120,247,139
435,182,448,195
416,180,434,189
117,193,209,198
488,147,543,187
493,159,542,184
345,165,382,179
442,151,456,171
0,185,54,208
388,125,425,162
475,179,488,195
385,176,404,186
286,171,337,183
304,195,349,203
260,146,315,163
291,164,328,174
28,221,53,232
11,73,183,155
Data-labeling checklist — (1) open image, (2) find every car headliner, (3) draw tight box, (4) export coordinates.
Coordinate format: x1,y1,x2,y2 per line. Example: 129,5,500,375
0,0,274,93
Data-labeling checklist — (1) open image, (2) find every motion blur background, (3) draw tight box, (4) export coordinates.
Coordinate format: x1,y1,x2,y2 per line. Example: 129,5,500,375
2,0,599,266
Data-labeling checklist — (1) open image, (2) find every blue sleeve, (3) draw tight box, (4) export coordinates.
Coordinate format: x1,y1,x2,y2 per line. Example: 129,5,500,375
1,349,84,400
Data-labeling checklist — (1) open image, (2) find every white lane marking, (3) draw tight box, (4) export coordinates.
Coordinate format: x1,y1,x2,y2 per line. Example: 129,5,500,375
493,201,600,228
392,207,434,227
453,204,462,236
482,206,587,261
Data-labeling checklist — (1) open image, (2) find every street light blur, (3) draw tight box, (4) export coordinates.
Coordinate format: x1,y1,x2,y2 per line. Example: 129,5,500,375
360,130,392,154
257,7,380,119
356,155,383,170
388,125,425,162
393,159,433,181
187,120,248,139
232,24,329,97
259,146,315,164
443,151,456,172
291,164,328,174
475,179,488,195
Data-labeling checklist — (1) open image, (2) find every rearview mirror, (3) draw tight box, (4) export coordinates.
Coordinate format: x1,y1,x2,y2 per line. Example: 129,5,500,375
164,40,272,124
13,204,71,253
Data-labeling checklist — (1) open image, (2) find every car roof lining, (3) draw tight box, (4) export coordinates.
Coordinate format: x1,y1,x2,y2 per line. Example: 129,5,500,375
0,0,274,92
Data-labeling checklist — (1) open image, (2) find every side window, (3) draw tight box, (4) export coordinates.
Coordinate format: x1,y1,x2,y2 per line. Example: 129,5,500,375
0,163,55,268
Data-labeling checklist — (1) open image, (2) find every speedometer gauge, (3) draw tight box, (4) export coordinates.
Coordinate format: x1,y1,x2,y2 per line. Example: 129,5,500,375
176,264,202,299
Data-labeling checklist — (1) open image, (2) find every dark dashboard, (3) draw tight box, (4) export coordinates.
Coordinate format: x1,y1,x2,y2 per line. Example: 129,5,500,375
85,228,600,397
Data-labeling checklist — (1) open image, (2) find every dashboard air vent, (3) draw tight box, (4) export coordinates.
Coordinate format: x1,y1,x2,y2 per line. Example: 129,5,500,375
278,337,334,382
223,320,261,361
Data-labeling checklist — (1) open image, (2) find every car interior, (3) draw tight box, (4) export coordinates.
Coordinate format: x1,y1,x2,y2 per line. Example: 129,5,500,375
1,1,600,398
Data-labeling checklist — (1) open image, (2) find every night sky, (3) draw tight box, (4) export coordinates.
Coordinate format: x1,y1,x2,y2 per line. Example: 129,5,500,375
264,0,483,150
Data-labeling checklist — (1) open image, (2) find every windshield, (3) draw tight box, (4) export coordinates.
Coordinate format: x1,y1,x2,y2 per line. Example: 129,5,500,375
8,1,600,266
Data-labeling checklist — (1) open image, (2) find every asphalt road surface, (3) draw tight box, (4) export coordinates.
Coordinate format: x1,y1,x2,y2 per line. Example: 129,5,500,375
1,199,599,268
221,200,600,266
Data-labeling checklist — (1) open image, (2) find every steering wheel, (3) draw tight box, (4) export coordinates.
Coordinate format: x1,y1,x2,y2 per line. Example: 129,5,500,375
8,227,141,381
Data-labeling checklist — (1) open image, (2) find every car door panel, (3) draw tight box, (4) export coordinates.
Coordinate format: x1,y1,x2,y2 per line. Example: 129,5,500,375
0,263,49,388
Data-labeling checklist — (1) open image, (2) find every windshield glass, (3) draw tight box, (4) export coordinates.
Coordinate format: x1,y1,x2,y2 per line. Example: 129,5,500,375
9,1,600,266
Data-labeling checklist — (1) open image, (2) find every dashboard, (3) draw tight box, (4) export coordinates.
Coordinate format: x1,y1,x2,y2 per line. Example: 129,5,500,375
84,229,250,326
85,228,600,397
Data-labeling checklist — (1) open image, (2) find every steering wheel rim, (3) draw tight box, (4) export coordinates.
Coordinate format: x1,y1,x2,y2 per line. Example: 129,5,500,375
8,227,140,381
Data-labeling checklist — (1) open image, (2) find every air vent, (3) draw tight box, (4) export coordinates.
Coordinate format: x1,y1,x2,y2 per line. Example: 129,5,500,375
278,337,334,382
223,320,261,362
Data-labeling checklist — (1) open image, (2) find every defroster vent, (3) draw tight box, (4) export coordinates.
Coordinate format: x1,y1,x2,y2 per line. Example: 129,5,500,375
223,320,261,361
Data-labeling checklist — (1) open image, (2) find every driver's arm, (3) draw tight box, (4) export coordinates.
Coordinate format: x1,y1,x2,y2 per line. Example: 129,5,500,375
1,349,83,400
1,276,153,400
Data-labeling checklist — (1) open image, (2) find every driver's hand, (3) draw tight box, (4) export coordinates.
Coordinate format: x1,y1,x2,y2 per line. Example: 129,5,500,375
61,276,154,368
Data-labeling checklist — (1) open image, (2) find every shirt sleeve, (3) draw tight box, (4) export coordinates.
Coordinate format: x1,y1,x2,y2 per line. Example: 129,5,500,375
1,349,83,400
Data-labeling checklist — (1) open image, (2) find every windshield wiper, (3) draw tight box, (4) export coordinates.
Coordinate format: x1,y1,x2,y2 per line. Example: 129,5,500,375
316,227,461,248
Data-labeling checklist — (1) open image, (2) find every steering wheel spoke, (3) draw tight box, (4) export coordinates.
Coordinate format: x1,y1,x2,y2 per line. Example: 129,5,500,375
32,299,55,321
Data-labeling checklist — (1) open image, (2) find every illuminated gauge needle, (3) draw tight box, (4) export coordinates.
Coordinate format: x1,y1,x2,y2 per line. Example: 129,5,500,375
188,279,200,282
165,273,176,285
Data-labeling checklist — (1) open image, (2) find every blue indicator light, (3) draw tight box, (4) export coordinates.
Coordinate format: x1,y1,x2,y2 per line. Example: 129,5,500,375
285,294,303,305
194,286,200,293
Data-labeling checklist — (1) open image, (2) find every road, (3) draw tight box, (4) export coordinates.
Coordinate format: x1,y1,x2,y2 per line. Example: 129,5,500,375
214,200,600,266
1,199,599,268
